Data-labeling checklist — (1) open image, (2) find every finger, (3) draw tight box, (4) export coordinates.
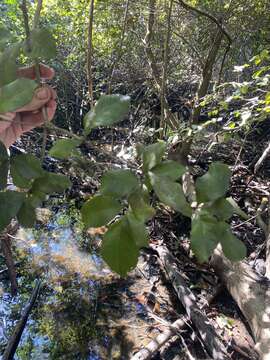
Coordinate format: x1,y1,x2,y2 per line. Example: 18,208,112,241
16,86,57,113
17,64,55,80
20,99,57,132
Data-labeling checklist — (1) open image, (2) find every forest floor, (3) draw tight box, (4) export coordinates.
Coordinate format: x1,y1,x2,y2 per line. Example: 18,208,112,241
1,114,270,359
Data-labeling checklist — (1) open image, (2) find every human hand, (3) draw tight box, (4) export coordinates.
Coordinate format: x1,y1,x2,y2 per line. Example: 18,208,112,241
0,64,57,148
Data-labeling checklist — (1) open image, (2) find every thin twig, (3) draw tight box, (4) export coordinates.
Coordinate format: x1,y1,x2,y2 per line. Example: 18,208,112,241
20,0,50,162
3,280,41,360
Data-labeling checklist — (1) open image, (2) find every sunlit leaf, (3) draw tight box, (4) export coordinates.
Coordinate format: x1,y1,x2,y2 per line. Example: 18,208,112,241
128,190,155,222
196,162,231,203
191,213,221,262
0,78,37,112
138,142,166,172
100,169,139,198
0,43,21,86
149,173,192,217
203,198,234,221
220,223,246,261
49,138,82,159
84,94,130,133
126,212,149,247
81,195,122,228
150,160,186,181
101,217,139,276
31,173,71,194
28,28,56,60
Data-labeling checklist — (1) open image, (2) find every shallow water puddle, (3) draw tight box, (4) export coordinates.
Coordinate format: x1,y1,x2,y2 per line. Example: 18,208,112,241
0,206,161,359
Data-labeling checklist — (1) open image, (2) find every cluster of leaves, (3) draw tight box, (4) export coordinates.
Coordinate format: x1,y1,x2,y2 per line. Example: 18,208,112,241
199,49,270,133
0,19,247,278
0,141,70,232
0,25,56,111
191,162,246,262
80,138,246,276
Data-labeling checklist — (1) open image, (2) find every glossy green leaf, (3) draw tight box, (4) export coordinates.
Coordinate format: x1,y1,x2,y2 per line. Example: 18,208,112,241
0,191,25,231
0,141,9,190
191,214,221,263
128,190,155,222
139,142,166,172
220,223,246,261
203,198,234,221
84,94,130,133
151,160,186,181
10,154,44,188
31,173,71,194
49,138,82,159
17,199,36,228
81,195,122,228
101,217,139,276
100,169,139,198
28,28,56,60
0,78,37,112
196,162,231,203
149,173,192,217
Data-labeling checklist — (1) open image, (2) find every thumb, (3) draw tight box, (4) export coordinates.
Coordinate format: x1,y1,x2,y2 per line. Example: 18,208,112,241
16,86,54,113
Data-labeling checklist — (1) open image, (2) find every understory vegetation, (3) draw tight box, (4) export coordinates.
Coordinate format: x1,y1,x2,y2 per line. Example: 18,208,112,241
0,0,270,359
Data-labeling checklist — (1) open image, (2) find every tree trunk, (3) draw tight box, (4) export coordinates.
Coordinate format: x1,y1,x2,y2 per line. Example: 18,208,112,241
86,0,95,109
211,246,270,360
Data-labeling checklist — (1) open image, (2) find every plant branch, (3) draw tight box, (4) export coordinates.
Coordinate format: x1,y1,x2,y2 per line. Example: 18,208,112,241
175,0,232,45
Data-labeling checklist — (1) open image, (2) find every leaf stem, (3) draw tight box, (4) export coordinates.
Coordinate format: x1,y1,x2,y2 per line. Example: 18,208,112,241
20,0,49,162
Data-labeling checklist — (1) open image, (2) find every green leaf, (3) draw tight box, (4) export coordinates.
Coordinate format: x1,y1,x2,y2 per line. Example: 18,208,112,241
10,154,44,188
226,197,249,220
203,198,234,221
31,173,71,194
0,78,37,112
0,26,13,50
196,162,231,203
139,142,166,172
0,141,9,190
191,214,221,263
151,160,186,181
126,212,149,248
100,169,139,198
0,191,25,231
128,190,155,222
28,191,46,208
149,173,192,217
101,217,140,276
84,94,130,133
28,28,56,60
49,138,82,159
220,224,246,262
17,198,36,228
0,43,21,86
81,195,122,228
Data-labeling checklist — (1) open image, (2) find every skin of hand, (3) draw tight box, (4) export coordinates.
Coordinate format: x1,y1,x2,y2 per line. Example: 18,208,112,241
0,64,57,148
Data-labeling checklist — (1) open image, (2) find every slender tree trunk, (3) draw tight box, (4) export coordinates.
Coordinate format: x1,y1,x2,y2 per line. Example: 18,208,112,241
192,29,223,123
160,0,174,137
107,0,130,94
144,0,178,131
86,0,95,109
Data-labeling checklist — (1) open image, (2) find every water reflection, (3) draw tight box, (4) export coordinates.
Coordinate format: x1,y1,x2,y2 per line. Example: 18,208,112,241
0,206,160,359
16,209,112,282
